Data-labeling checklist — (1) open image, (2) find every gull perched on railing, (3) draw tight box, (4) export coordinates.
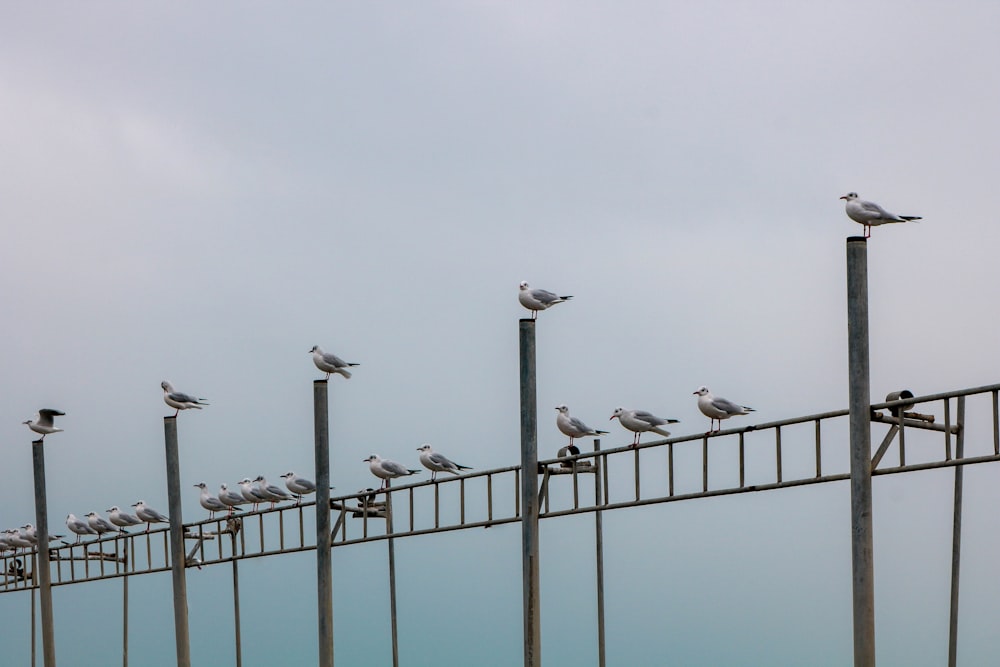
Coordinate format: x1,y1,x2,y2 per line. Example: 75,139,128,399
85,512,119,536
218,484,250,513
694,386,755,434
161,381,208,416
23,409,65,441
254,475,296,507
610,407,679,448
518,281,572,320
364,455,420,489
309,345,359,380
417,445,472,481
556,405,608,447
280,471,318,504
107,506,143,531
66,514,98,543
194,483,235,518
840,192,921,238
132,501,169,532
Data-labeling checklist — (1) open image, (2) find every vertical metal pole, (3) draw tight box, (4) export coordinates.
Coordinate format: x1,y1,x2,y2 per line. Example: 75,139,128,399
519,319,541,667
846,236,875,666
122,544,129,667
314,380,334,667
31,582,37,667
947,397,966,667
386,482,399,667
593,440,606,667
163,417,191,667
31,440,56,667
231,538,243,667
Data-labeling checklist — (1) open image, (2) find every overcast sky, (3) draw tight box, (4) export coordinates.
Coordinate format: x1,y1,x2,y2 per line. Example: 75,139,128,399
3,2,1000,665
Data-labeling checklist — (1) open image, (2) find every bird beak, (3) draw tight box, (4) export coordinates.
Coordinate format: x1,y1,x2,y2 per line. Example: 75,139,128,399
839,195,848,200
692,391,698,395
609,416,616,420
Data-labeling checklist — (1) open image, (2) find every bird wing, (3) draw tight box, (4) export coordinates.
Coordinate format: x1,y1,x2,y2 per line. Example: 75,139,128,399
712,396,748,415
168,391,201,403
381,460,412,476
634,411,678,426
530,288,562,305
38,409,65,424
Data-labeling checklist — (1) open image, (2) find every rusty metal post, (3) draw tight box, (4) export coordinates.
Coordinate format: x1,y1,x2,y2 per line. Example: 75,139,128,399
163,417,191,667
31,440,56,667
519,319,540,667
314,380,334,667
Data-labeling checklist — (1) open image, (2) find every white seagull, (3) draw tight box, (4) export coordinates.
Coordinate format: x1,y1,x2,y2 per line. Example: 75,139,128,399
85,511,119,536
107,506,144,530
238,478,268,509
555,405,608,446
309,345,359,380
194,483,234,518
217,484,250,513
254,475,296,506
364,454,420,489
23,409,65,440
840,192,921,238
161,381,208,416
280,472,318,504
694,386,755,434
417,444,472,481
610,407,679,447
518,281,573,319
131,501,169,532
66,513,98,542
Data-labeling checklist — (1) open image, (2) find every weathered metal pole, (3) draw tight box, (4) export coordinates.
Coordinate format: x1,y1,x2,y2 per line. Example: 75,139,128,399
122,544,129,667
519,318,541,667
385,481,399,667
593,439,606,667
163,417,191,667
947,396,966,667
31,439,56,667
846,236,875,666
231,536,243,667
31,580,37,667
314,380,334,667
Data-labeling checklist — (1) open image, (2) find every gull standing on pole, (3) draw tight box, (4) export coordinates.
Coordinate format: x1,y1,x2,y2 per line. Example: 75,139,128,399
555,405,608,447
518,281,572,320
107,506,143,531
23,409,65,440
85,512,119,536
610,407,680,447
194,483,233,518
417,444,472,481
66,514,98,542
840,192,921,238
309,345,359,380
161,381,208,416
280,472,318,504
132,501,169,532
694,386,755,434
364,455,420,489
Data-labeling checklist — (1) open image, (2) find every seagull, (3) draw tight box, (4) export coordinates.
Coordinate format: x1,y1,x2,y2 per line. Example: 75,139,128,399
238,478,269,510
131,501,169,532
610,407,680,447
518,281,573,319
693,386,755,434
309,345,359,380
254,475,296,507
280,472,318,504
364,455,420,489
217,484,250,513
417,444,472,481
7,528,34,552
107,506,144,530
840,192,921,238
161,381,208,416
85,512,119,536
194,483,235,518
66,513,98,542
23,409,65,441
555,405,608,446
22,524,63,546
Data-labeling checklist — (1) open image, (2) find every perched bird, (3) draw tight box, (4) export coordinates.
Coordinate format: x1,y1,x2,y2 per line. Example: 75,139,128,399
7,528,34,552
693,386,755,434
840,192,921,238
194,483,234,518
417,444,472,481
85,512,119,536
364,455,420,489
280,471,318,504
217,484,250,513
23,409,65,441
309,345,359,380
66,513,98,542
518,281,573,320
555,405,608,446
238,478,269,510
254,475,296,506
131,501,169,532
107,506,144,530
610,407,679,447
161,381,208,416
